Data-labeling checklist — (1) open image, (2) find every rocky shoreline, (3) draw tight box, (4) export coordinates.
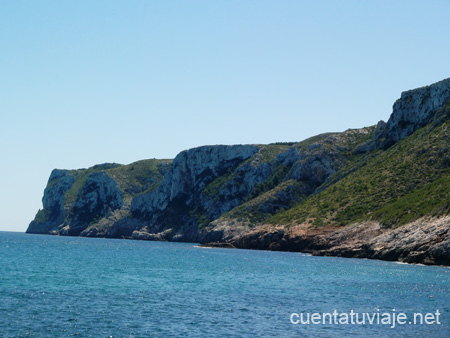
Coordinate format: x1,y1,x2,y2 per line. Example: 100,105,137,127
27,77,450,267
200,216,450,266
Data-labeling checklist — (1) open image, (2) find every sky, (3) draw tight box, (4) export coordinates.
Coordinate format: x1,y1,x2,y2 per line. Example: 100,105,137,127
1,0,450,232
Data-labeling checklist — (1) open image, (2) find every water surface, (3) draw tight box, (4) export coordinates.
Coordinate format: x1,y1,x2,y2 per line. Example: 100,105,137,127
1,232,449,337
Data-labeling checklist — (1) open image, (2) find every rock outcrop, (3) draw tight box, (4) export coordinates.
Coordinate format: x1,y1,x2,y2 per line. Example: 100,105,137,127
68,172,123,236
26,161,169,236
204,216,450,266
27,133,366,241
369,77,450,150
27,77,450,266
131,145,259,218
27,170,74,234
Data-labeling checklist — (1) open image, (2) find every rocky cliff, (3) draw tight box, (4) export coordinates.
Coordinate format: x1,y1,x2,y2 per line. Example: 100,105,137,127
27,160,171,236
27,77,450,266
366,77,450,150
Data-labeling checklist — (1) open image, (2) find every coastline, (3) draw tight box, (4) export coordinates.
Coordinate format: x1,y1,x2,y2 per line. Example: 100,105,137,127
24,214,450,267
25,78,450,269
200,216,450,266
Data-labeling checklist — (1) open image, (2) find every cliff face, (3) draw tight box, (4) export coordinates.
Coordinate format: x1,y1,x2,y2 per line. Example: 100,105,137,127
131,145,259,218
68,172,124,236
27,169,74,234
370,77,450,150
27,161,171,236
27,130,372,241
27,77,450,266
128,145,262,241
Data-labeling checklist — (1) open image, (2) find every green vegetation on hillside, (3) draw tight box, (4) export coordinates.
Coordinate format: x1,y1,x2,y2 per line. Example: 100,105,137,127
34,208,50,224
63,160,172,208
211,127,377,226
108,159,172,196
259,144,291,162
268,118,450,228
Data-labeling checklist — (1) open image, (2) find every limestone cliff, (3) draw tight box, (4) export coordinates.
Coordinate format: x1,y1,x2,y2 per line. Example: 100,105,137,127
67,172,124,236
27,169,74,234
131,145,259,218
27,161,171,236
27,132,372,241
27,77,450,266
368,77,450,150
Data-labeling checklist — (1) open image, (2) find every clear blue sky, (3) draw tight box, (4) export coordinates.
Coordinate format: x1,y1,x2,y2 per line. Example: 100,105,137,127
1,0,449,232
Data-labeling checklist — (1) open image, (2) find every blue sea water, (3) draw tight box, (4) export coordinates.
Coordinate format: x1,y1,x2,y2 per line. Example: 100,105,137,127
0,232,449,338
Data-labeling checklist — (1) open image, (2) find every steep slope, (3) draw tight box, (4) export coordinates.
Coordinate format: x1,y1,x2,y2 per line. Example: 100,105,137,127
27,130,373,242
199,128,374,239
27,77,450,265
27,159,172,236
128,129,374,243
206,78,450,265
273,78,450,228
217,115,450,265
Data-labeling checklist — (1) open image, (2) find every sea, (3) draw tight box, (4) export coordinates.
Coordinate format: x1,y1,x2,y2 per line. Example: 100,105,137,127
0,231,449,338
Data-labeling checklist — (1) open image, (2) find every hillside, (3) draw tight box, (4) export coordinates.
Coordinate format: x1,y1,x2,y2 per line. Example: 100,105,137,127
27,78,450,265
27,159,172,236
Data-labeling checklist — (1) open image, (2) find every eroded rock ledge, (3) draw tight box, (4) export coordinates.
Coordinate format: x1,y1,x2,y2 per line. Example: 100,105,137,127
202,216,450,266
